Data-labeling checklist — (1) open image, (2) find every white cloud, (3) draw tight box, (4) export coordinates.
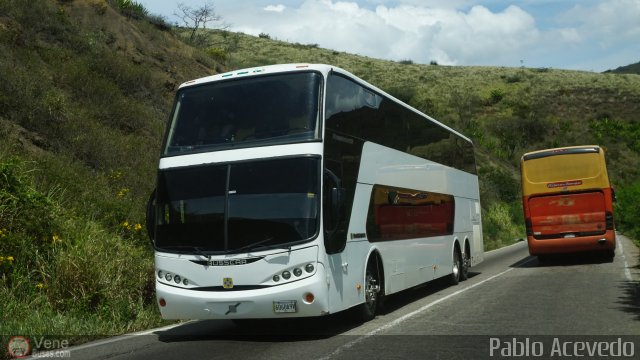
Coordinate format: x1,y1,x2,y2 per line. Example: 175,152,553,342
264,4,286,12
557,28,581,43
224,1,544,66
561,0,640,48
140,0,639,71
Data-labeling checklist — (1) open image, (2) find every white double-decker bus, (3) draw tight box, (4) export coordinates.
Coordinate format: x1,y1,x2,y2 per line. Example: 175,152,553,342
147,64,483,321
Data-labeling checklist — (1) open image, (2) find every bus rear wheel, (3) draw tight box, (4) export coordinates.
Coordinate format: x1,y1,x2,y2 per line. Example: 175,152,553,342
460,247,470,281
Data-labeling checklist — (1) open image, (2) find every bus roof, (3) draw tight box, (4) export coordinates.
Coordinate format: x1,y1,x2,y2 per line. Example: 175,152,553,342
177,63,472,144
521,145,600,161
520,145,610,195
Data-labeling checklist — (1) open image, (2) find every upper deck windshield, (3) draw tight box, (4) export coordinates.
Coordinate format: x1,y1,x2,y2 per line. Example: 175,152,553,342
164,72,322,155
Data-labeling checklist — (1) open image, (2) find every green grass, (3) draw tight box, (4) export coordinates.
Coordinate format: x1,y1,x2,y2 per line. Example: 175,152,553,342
0,155,169,341
0,0,171,342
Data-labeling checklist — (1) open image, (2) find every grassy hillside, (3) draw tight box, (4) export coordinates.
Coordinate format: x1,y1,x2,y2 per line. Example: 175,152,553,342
605,61,640,75
0,0,218,340
1,0,639,341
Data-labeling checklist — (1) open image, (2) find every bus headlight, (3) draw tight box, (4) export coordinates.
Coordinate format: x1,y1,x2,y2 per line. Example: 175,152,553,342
305,263,314,273
282,271,291,280
293,268,302,277
273,275,280,282
158,271,189,287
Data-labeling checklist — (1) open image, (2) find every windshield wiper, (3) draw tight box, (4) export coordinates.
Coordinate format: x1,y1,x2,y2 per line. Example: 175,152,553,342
226,236,275,254
158,245,212,259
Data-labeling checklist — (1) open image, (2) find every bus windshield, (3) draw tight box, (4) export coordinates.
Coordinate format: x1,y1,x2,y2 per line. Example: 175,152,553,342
164,72,322,155
154,157,320,253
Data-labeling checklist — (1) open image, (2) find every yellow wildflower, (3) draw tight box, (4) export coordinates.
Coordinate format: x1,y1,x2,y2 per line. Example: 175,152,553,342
52,234,62,244
6,256,14,263
110,171,123,181
134,223,142,231
117,188,129,197
36,283,44,289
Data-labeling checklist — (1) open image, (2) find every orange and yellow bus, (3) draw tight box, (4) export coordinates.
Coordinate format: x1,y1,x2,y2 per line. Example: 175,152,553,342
520,145,616,258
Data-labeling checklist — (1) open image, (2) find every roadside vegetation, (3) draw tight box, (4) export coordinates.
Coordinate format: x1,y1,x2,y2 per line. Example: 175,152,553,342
1,0,639,343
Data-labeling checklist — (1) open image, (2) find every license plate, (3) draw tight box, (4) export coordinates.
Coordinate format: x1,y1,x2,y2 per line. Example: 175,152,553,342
273,300,297,313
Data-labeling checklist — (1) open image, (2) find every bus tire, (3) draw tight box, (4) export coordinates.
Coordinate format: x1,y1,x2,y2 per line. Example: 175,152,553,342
449,247,461,285
537,254,550,264
604,249,615,261
460,246,470,281
359,259,381,322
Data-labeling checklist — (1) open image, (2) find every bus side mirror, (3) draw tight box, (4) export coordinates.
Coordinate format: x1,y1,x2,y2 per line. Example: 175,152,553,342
146,189,156,244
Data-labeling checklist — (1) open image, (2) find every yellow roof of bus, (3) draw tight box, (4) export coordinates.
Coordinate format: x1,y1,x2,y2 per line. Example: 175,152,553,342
520,145,610,196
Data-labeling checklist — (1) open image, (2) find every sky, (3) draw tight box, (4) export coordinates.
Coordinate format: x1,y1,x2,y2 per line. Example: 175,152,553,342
137,0,640,72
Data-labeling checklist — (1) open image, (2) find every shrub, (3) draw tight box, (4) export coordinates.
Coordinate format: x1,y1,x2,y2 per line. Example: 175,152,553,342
503,73,523,83
0,158,61,251
92,1,108,15
590,116,640,153
0,156,159,336
483,201,524,250
206,47,228,63
108,0,148,20
479,166,520,204
614,180,640,241
49,224,154,313
489,89,505,104
146,14,171,31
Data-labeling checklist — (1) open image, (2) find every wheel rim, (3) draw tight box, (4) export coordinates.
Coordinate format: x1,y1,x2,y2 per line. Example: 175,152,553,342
462,251,470,277
364,271,379,310
452,260,459,277
452,252,460,279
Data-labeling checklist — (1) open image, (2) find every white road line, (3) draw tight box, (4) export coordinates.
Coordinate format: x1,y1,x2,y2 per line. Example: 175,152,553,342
317,256,537,360
64,321,189,355
618,236,633,282
485,240,526,254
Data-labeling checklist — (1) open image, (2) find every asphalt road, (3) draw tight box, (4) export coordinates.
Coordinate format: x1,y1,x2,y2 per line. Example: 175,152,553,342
61,234,639,360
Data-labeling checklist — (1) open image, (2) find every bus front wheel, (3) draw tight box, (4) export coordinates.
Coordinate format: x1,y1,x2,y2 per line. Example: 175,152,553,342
449,247,462,285
359,260,381,322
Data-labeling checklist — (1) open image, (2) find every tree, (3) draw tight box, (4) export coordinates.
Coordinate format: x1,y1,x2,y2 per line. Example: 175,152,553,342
175,2,227,46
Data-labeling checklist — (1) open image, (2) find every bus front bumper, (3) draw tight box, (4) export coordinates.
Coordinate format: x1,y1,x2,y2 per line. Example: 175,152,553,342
156,272,329,320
